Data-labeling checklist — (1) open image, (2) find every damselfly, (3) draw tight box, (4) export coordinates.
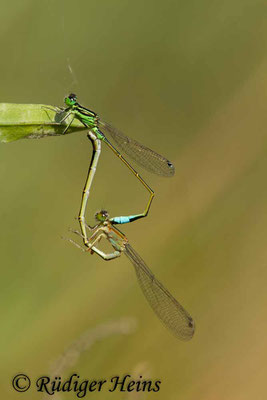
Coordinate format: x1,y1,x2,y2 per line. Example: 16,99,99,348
57,94,175,246
68,210,194,341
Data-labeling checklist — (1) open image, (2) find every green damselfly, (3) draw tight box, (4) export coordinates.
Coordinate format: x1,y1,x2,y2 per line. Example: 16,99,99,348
68,210,195,341
56,94,175,246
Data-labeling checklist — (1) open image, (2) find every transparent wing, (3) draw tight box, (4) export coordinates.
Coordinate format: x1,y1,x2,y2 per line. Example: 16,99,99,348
124,244,195,340
99,120,175,176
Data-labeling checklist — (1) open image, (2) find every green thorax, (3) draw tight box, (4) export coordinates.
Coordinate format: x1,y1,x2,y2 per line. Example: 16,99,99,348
72,103,98,130
71,103,104,140
64,94,104,139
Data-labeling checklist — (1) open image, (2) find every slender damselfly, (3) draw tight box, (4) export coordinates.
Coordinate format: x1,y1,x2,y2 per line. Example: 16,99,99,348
54,94,175,246
67,210,194,341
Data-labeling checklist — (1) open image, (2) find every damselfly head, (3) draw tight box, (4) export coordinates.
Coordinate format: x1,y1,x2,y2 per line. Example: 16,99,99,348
95,210,109,222
64,93,77,106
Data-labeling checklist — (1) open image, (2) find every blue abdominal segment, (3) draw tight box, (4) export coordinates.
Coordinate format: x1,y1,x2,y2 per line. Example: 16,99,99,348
111,215,143,224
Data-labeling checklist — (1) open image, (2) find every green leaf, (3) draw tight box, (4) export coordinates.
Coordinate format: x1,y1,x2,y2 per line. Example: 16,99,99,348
0,103,86,143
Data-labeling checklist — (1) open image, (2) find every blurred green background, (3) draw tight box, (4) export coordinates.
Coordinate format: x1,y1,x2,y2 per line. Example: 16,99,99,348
1,0,267,398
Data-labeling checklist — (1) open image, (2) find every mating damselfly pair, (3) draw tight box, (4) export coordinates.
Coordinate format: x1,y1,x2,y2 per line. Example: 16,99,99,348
53,94,195,340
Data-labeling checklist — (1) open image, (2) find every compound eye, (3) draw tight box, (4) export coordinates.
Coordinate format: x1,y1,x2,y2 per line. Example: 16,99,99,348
64,93,77,106
102,210,109,218
95,210,109,221
69,93,77,101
